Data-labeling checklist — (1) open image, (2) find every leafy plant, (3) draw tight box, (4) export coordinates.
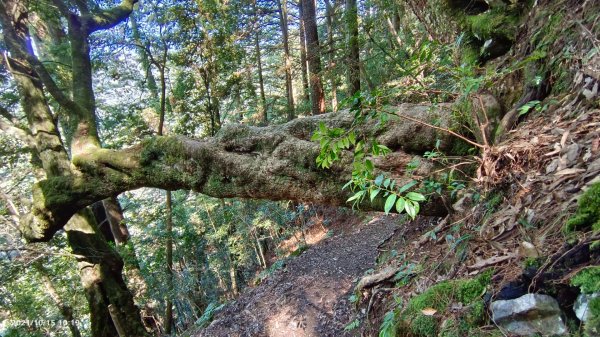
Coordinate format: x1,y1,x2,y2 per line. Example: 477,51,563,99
194,302,225,329
344,318,361,331
380,309,398,337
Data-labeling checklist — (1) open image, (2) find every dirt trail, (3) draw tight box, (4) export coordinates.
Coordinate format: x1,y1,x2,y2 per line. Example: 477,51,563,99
196,215,401,337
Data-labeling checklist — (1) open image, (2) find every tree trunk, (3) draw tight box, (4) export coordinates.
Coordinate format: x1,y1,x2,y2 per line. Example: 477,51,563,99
21,102,462,242
253,21,268,125
0,2,148,336
277,0,296,121
164,190,174,334
130,12,158,99
345,0,360,96
298,0,311,105
301,0,326,115
324,0,338,112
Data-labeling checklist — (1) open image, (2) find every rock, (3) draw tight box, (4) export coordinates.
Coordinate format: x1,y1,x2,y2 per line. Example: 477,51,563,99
574,292,600,322
491,293,568,336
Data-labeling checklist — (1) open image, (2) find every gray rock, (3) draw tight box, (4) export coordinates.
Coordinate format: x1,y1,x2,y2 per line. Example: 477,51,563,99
574,292,600,322
491,293,568,336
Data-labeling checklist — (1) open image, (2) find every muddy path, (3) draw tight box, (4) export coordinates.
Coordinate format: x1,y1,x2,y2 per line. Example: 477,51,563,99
195,215,402,337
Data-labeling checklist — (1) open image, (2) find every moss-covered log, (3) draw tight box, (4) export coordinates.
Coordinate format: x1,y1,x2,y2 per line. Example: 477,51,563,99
22,104,458,242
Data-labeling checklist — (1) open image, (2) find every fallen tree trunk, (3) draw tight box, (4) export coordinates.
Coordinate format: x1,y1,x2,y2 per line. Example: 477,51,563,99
23,104,457,241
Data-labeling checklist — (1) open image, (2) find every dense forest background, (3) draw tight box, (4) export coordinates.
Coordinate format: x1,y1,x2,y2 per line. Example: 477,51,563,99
0,0,598,336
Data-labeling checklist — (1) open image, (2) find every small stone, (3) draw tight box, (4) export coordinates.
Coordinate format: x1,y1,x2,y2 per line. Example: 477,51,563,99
562,143,580,164
546,159,559,174
574,292,600,322
519,241,539,258
491,293,568,336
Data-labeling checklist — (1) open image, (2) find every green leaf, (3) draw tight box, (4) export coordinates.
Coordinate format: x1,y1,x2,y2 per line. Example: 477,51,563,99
365,159,374,172
406,192,426,201
348,132,356,145
319,122,327,134
384,194,397,214
405,201,417,219
347,190,365,203
370,188,381,202
378,144,391,154
383,178,391,188
342,180,353,190
374,174,384,186
343,137,350,148
355,140,363,152
395,198,406,214
398,180,418,193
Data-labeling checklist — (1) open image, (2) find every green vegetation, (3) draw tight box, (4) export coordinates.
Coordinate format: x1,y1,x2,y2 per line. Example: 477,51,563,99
565,183,600,233
393,270,493,336
572,267,600,337
572,266,600,294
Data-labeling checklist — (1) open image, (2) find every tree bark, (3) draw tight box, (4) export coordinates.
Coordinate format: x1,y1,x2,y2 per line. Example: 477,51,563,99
324,0,339,112
277,0,296,121
301,0,326,115
252,1,268,125
164,190,174,334
298,0,311,105
22,103,456,242
0,2,148,337
345,0,360,96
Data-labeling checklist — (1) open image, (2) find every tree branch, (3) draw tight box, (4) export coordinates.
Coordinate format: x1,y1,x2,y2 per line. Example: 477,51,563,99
21,106,456,242
87,0,139,33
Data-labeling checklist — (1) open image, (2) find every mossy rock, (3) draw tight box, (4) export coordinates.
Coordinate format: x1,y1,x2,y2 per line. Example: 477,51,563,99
398,270,493,336
572,267,600,337
564,183,600,234
449,1,528,64
585,297,600,337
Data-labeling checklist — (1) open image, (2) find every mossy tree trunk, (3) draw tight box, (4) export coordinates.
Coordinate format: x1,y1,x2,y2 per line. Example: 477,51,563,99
0,1,148,336
22,103,459,242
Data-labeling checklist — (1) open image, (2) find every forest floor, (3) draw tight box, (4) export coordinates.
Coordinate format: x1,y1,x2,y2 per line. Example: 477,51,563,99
194,212,414,337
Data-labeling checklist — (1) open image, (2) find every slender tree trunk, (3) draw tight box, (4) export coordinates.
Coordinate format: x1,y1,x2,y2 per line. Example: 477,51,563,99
277,0,296,121
200,64,220,136
324,0,338,112
301,0,326,115
345,0,360,96
298,0,310,105
34,263,82,337
164,190,174,334
386,14,403,48
157,60,174,336
254,29,267,125
130,12,158,99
